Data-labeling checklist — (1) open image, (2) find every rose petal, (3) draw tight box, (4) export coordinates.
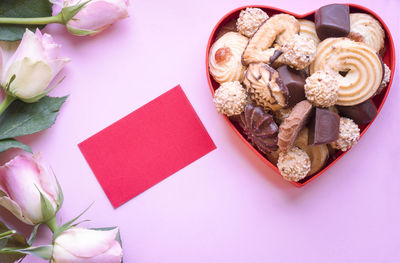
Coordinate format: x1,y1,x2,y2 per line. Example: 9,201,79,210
6,58,53,100
0,196,33,225
6,30,43,70
53,239,122,263
55,228,119,258
34,155,59,205
68,1,128,31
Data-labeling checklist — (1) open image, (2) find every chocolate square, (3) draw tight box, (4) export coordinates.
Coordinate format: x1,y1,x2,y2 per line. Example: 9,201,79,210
337,99,377,125
277,66,306,107
308,107,340,145
315,4,350,41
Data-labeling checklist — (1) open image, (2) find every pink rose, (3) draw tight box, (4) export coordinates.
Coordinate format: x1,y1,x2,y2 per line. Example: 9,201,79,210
52,227,123,263
52,0,129,36
2,29,70,102
0,155,61,225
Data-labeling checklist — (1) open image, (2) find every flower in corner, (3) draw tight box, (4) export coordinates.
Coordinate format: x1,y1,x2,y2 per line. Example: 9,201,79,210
0,154,63,226
52,227,123,262
0,29,70,111
52,0,130,36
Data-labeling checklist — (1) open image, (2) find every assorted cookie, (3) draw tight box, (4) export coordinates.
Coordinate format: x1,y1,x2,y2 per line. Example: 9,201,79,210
310,37,383,106
349,13,385,53
209,32,248,84
243,63,288,111
278,100,312,152
209,4,391,182
237,104,279,154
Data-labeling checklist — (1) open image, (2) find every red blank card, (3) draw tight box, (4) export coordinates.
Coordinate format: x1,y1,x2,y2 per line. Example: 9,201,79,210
79,86,216,208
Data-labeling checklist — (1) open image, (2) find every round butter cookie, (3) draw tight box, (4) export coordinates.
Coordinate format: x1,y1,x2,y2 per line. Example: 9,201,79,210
209,32,248,84
349,13,385,53
299,19,320,45
310,38,383,106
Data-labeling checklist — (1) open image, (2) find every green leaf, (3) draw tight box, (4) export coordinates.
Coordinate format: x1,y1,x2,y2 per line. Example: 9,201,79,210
54,172,64,213
0,96,68,140
27,224,40,246
52,203,93,242
0,0,53,41
37,187,55,222
66,25,98,36
0,222,27,249
0,221,28,262
1,245,53,260
0,138,32,153
60,1,90,24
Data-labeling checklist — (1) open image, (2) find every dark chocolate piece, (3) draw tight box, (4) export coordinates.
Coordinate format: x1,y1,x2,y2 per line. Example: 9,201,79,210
315,4,350,41
238,104,279,154
308,108,340,145
277,66,306,107
337,99,377,125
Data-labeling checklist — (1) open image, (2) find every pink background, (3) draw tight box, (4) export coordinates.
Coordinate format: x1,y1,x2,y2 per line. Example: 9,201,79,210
0,0,399,262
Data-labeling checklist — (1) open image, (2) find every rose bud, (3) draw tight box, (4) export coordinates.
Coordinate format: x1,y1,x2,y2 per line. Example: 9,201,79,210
0,155,62,225
52,0,129,36
52,227,123,263
1,29,70,104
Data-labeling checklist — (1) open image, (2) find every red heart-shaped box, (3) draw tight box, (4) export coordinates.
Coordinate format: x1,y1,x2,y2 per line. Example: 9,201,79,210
206,4,396,186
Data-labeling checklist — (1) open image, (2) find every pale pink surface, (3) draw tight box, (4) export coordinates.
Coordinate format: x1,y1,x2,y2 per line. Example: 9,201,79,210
0,0,399,262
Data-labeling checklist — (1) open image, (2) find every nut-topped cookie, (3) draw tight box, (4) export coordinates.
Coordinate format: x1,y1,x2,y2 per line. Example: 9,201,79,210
243,63,288,111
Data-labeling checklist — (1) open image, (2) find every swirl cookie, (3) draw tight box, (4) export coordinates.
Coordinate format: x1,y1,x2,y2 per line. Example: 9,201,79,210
349,13,385,53
299,19,320,45
242,14,300,65
243,63,288,111
209,32,248,84
310,38,383,106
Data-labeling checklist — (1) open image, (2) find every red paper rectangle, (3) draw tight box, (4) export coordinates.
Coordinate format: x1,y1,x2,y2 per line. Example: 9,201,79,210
79,86,216,208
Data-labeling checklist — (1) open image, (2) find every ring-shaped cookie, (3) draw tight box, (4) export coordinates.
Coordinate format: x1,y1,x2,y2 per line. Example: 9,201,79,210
310,38,382,106
299,19,320,45
349,13,385,53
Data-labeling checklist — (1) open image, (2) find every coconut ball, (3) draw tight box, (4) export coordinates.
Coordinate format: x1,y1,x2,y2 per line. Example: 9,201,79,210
213,81,248,116
376,63,391,95
280,34,317,70
331,117,360,151
305,71,339,107
277,147,311,182
236,8,269,38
